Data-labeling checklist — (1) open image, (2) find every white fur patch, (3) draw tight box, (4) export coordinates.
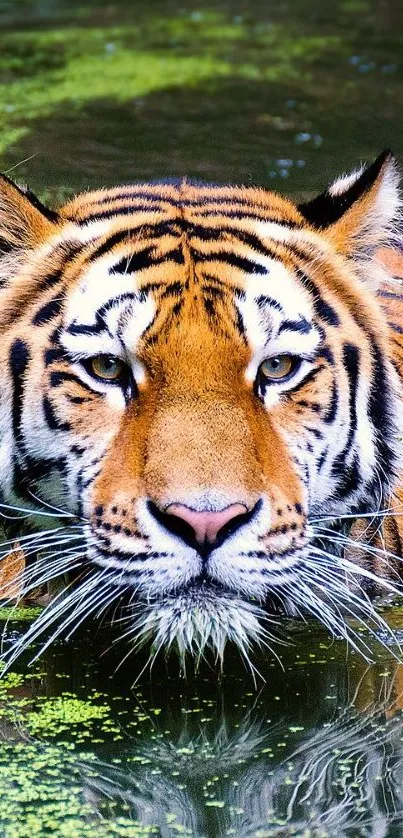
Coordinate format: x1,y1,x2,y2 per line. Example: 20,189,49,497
328,167,364,197
236,267,320,389
61,256,156,372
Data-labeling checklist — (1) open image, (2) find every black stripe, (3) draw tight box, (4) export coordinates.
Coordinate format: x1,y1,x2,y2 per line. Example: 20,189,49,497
388,321,403,334
331,343,359,479
317,447,328,472
67,322,104,337
202,273,245,296
86,189,297,211
286,366,324,395
341,343,359,446
193,249,268,275
234,306,247,342
67,292,138,337
50,370,95,395
32,297,62,326
323,380,338,423
319,345,335,365
70,444,86,456
8,340,68,503
0,237,14,258
110,246,155,274
197,208,301,225
304,425,323,438
35,240,85,294
185,222,280,261
171,300,183,318
379,289,403,301
44,347,66,366
67,395,91,404
296,270,340,326
110,247,184,275
160,280,187,298
75,203,165,224
203,298,216,318
36,269,64,294
90,189,180,207
256,295,283,312
298,400,321,413
201,283,224,300
90,230,130,261
9,339,30,440
334,455,360,499
368,342,395,474
278,317,312,335
43,396,71,432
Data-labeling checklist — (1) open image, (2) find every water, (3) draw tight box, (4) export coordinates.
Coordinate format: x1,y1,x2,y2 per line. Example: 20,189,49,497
0,0,402,202
2,617,403,837
1,0,403,834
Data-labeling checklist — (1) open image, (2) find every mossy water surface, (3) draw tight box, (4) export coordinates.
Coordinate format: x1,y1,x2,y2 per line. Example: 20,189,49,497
1,612,403,837
0,0,403,202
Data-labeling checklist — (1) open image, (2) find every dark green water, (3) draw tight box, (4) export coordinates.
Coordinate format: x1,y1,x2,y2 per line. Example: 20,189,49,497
0,0,403,202
3,616,403,837
1,0,403,834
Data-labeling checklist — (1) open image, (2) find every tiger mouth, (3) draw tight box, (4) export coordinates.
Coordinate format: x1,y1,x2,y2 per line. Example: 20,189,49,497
131,578,290,627
133,578,245,608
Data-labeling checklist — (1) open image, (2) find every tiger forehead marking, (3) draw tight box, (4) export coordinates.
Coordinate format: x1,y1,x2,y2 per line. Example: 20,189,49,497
1,152,403,668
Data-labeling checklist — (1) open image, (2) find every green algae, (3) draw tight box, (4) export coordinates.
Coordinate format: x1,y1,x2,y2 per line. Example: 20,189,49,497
0,606,42,622
0,665,161,836
24,695,112,738
0,622,402,836
0,744,157,838
0,0,402,201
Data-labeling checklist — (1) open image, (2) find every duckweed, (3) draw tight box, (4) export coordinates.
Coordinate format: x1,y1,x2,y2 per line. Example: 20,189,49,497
0,606,42,622
25,696,111,738
0,744,158,838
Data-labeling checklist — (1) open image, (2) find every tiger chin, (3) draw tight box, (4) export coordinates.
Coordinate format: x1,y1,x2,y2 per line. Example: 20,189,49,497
0,150,403,671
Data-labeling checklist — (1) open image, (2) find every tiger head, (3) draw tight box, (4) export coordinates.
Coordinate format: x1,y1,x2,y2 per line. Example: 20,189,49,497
0,151,402,664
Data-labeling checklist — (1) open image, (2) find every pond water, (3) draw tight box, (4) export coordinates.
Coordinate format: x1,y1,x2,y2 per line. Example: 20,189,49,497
2,614,403,837
1,0,403,835
0,0,403,202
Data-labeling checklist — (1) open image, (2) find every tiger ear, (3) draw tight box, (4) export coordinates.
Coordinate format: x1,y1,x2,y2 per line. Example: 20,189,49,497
298,151,401,284
0,173,58,259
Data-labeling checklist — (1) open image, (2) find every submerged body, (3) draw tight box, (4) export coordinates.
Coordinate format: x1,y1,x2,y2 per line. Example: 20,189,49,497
0,152,403,665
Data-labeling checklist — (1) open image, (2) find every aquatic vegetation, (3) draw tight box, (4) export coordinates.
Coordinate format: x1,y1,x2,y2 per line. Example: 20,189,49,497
0,744,157,838
0,606,42,623
0,625,402,836
0,1,401,198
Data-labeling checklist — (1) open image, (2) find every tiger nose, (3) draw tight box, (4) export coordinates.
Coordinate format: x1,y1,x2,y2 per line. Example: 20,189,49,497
164,502,249,546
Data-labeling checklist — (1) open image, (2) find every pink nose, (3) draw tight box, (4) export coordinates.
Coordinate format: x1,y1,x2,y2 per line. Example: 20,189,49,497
165,503,248,546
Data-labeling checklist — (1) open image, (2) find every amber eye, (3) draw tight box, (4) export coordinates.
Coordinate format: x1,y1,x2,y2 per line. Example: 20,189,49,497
88,355,126,382
259,355,298,381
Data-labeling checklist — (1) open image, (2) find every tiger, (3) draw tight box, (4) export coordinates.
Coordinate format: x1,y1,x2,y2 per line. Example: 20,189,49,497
0,149,403,669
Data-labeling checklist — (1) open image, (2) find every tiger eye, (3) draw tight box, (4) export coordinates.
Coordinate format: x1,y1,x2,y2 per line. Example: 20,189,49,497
260,355,295,381
89,355,125,381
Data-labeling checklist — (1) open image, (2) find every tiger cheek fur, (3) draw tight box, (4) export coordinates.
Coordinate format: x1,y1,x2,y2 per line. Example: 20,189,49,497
0,150,403,664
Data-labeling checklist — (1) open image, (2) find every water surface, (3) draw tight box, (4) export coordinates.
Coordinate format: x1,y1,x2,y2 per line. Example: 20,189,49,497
0,0,402,201
2,615,403,837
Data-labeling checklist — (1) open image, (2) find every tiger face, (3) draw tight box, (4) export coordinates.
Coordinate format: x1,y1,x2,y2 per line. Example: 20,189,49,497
0,151,402,664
